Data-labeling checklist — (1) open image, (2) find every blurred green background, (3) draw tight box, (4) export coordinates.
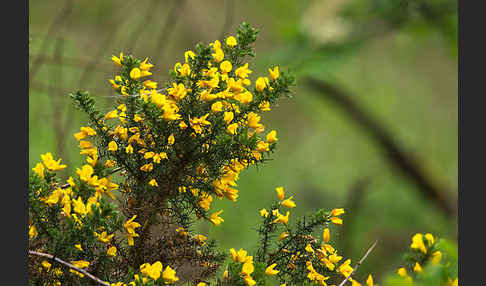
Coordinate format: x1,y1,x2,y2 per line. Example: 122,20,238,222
29,0,457,283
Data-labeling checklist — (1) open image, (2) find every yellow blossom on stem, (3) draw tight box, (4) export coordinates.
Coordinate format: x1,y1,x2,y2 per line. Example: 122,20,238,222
149,179,158,187
265,263,279,276
260,208,269,217
330,217,343,225
255,77,268,92
108,141,118,152
269,66,279,80
40,152,67,171
282,196,296,208
112,52,123,66
413,262,422,272
162,266,179,284
323,228,330,243
410,233,427,254
209,210,224,225
168,134,175,145
32,162,45,179
431,250,442,264
226,36,237,47
107,246,117,257
266,130,278,143
276,186,285,200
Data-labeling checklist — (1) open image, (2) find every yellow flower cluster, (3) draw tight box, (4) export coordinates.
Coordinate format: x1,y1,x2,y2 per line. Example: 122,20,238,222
228,248,257,286
396,233,457,286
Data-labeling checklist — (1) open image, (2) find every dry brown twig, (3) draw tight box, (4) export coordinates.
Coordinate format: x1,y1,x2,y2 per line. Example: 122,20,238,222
338,240,378,286
29,250,111,286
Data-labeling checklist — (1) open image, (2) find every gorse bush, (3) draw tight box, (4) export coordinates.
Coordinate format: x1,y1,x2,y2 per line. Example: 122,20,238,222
28,22,457,286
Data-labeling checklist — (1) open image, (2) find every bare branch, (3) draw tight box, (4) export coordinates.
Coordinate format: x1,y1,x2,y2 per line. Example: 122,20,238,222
29,250,111,286
337,240,378,286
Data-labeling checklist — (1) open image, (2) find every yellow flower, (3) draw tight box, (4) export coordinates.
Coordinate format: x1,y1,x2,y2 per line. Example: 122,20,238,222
265,263,279,276
71,260,90,269
211,101,223,113
330,208,345,217
241,261,255,276
266,130,278,143
197,283,207,286
247,112,262,129
29,225,38,239
184,50,195,62
243,275,256,286
280,232,289,240
255,77,268,92
269,66,279,80
125,144,134,154
130,67,142,79
431,250,442,264
74,244,83,251
108,141,118,152
413,262,422,272
139,58,153,71
32,163,45,179
168,134,175,145
260,208,269,218
107,246,117,257
410,233,427,254
212,47,224,63
305,244,314,253
140,163,153,172
235,63,252,79
424,233,435,245
40,152,67,171
259,101,271,112
281,196,296,208
141,261,163,280
94,231,114,244
209,210,224,225
224,111,234,124
276,186,285,200
226,123,238,135
226,36,237,47
273,211,290,224
397,267,408,277
323,228,330,243
220,60,232,73
105,160,115,168
41,260,52,271
112,52,123,66
330,217,343,225
366,274,374,286
162,266,179,284
149,179,158,187
180,63,191,77
105,110,118,120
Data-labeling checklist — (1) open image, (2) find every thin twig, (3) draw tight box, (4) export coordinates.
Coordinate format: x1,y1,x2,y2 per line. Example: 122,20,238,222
29,250,111,286
337,240,378,286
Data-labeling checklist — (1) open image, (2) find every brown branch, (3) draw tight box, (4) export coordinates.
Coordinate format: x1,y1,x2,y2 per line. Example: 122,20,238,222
29,250,111,286
337,240,378,286
305,77,457,219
